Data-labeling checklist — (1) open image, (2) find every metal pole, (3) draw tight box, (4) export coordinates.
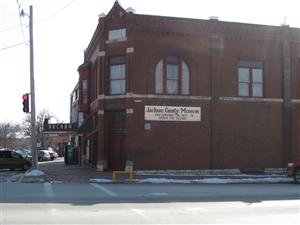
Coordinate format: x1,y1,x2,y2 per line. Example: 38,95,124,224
29,5,38,169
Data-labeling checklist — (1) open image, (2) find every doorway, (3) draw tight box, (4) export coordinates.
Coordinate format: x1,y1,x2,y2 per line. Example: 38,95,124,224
107,111,126,170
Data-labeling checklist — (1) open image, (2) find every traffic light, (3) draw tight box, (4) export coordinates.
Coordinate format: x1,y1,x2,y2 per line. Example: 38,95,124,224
22,93,29,113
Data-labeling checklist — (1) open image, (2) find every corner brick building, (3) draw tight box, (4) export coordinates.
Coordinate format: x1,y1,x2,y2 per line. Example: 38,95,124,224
71,2,300,172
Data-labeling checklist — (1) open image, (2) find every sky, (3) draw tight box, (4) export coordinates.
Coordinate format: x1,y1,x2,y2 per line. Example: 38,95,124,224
1,0,299,125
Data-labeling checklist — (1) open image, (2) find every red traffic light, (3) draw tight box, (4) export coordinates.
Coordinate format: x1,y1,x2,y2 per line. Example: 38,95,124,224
22,94,29,100
22,93,29,113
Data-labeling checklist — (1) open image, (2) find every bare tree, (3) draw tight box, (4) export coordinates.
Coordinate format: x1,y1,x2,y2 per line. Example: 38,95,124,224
0,122,21,148
22,109,59,148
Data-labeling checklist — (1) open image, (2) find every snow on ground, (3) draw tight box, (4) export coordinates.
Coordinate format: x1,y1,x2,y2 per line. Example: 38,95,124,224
138,177,293,184
89,177,293,184
135,172,285,177
25,169,45,177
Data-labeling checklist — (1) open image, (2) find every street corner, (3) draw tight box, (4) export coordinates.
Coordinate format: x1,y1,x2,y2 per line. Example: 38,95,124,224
19,169,47,183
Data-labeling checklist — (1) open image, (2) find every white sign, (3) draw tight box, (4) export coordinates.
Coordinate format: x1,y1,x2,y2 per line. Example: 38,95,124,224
145,106,201,122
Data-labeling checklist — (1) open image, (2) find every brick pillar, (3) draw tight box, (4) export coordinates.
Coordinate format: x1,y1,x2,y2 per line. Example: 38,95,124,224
96,110,106,171
282,25,292,165
209,32,224,170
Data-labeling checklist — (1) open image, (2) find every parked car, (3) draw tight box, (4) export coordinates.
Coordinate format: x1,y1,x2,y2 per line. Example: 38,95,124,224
47,149,58,160
0,150,32,170
24,150,32,157
15,150,32,160
286,158,300,184
38,150,51,161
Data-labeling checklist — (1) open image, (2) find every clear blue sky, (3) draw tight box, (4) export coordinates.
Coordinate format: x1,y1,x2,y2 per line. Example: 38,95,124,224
1,0,299,124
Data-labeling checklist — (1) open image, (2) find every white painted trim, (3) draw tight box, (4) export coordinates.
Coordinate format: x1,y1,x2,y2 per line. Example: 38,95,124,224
92,94,300,104
96,93,211,101
219,97,283,103
99,51,106,57
97,110,104,115
127,47,134,53
126,108,134,114
105,37,127,44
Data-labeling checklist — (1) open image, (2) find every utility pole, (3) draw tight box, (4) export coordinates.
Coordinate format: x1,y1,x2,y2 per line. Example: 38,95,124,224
29,5,38,169
21,5,37,169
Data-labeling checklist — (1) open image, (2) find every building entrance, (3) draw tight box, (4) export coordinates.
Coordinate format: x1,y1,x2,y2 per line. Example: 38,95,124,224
107,111,126,170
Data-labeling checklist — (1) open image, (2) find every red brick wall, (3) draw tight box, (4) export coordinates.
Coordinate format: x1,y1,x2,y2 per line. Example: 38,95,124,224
80,5,300,170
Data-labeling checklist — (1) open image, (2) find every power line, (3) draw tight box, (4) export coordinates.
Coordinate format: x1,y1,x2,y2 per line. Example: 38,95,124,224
0,0,76,33
0,42,27,51
16,0,26,43
0,24,23,33
36,0,76,23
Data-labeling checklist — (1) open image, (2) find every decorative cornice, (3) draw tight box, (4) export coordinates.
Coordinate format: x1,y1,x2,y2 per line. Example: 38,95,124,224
96,93,211,101
128,14,300,42
219,97,283,103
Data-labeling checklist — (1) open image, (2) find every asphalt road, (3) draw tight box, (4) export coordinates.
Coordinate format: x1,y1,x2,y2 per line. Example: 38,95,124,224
0,170,19,182
1,182,299,224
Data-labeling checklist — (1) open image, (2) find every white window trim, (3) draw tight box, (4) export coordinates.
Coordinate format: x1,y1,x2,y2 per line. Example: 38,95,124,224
107,28,127,43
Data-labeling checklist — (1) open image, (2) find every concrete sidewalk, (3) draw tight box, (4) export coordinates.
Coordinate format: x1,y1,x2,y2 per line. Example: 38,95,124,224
14,157,292,184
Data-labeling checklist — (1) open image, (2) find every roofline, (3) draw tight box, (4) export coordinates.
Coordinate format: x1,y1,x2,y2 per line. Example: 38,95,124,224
83,4,300,59
130,13,300,30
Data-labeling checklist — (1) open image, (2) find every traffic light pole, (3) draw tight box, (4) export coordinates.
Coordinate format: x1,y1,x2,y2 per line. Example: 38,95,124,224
29,5,38,170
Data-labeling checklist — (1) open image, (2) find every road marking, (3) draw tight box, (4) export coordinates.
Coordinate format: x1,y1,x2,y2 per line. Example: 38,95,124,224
90,183,117,197
150,192,169,196
43,183,54,198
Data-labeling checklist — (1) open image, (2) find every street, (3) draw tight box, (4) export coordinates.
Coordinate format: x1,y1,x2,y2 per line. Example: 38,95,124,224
1,182,299,224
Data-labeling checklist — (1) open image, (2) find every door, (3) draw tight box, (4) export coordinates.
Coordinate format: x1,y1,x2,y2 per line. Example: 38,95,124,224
108,111,126,170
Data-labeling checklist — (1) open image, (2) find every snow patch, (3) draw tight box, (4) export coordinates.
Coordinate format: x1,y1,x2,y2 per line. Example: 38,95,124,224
25,169,45,177
138,177,293,184
139,178,191,184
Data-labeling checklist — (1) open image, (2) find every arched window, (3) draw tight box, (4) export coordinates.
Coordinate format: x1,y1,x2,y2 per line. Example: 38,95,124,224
155,56,190,95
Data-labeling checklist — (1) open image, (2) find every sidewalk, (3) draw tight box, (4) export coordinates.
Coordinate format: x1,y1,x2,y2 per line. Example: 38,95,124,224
17,158,293,184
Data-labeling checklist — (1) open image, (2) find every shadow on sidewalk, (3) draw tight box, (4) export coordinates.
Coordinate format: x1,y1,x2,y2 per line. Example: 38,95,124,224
24,157,112,183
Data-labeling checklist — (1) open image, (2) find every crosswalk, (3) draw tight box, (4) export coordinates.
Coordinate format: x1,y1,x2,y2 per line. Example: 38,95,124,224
89,183,118,197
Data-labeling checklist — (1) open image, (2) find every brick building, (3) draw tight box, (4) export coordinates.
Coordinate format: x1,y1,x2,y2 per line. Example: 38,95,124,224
72,1,300,172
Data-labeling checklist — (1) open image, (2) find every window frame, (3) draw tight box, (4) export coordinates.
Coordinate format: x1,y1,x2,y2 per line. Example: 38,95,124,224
155,56,190,95
109,56,126,95
238,61,264,98
108,28,127,42
81,79,88,104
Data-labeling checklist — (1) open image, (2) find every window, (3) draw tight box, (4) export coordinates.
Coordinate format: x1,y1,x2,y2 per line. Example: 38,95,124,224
11,151,20,159
155,56,190,95
112,111,127,134
82,80,88,104
238,61,263,97
108,28,126,41
109,56,126,95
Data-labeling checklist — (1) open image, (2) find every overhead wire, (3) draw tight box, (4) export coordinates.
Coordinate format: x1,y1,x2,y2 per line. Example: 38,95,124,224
0,42,27,51
16,0,27,43
0,0,76,51
0,0,76,32
36,0,76,24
